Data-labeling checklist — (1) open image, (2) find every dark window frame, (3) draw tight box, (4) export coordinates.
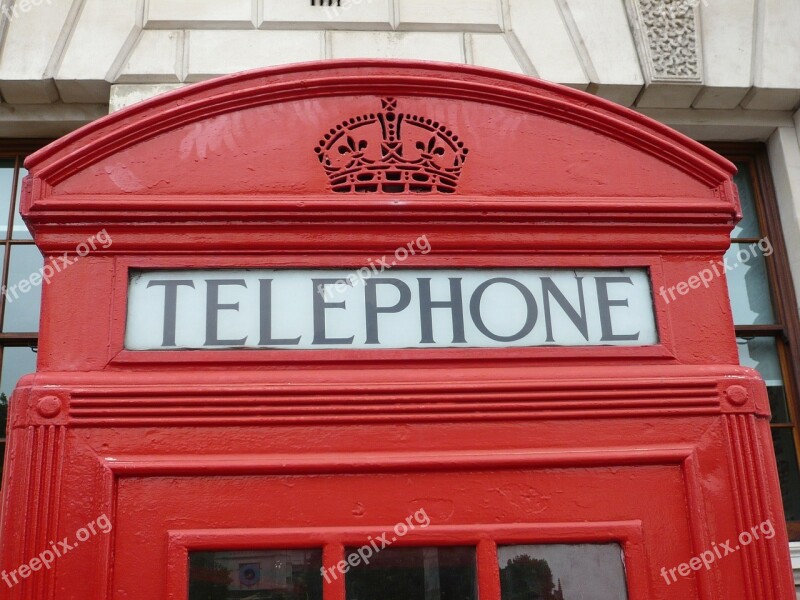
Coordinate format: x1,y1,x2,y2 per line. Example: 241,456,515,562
0,139,51,481
710,142,800,540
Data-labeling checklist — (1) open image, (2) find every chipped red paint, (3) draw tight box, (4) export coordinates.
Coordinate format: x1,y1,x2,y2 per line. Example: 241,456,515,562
0,60,794,599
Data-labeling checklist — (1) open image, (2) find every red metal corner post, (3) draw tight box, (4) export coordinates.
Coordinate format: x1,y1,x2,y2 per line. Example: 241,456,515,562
0,60,793,599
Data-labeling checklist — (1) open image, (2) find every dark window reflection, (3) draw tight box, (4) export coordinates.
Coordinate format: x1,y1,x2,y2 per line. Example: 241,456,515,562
498,544,627,600
189,549,322,600
345,546,476,600
772,428,800,522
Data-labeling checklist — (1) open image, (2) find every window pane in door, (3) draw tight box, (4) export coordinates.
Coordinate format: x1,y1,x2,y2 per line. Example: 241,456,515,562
498,544,628,600
188,549,322,600
345,546,476,600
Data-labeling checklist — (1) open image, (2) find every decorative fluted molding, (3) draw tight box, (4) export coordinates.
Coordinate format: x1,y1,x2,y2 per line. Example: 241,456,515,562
625,0,704,84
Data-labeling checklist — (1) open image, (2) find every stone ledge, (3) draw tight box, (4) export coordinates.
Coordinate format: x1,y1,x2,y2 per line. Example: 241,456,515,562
144,0,255,29
109,83,183,113
0,102,107,137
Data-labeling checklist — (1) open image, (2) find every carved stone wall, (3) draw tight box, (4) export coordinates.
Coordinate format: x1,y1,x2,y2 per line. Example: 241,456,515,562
626,0,703,84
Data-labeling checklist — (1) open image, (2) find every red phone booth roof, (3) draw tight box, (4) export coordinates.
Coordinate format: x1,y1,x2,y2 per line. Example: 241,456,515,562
19,60,739,230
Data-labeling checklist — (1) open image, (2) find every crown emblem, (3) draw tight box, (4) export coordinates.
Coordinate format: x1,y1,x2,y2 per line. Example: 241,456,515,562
315,98,468,194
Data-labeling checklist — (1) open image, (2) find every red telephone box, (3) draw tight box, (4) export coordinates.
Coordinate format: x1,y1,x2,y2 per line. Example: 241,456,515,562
0,60,794,599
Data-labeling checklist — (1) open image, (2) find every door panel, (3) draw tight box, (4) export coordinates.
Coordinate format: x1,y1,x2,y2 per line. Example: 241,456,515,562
110,465,701,599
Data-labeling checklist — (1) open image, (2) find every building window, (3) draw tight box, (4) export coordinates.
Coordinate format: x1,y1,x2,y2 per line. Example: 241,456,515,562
0,141,47,487
712,143,800,539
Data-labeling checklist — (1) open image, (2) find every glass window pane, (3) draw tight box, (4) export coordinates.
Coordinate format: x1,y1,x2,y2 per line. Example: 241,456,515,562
725,242,775,325
346,546,476,600
772,428,800,522
731,162,761,239
3,244,44,332
498,544,628,600
189,549,322,600
1,346,37,399
1,346,38,476
737,337,790,422
12,167,31,240
0,159,13,238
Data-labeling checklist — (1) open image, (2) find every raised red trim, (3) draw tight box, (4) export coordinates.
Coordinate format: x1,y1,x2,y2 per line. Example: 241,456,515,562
20,60,741,225
24,61,734,185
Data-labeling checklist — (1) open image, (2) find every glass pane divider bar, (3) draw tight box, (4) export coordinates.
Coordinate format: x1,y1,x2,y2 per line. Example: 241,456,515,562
735,326,784,334
731,238,767,244
477,538,500,600
323,542,345,600
0,333,37,343
5,156,17,237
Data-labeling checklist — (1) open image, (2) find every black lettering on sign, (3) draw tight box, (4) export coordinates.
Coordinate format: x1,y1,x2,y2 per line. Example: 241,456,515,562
146,279,195,347
365,278,412,344
470,277,537,342
311,278,355,345
205,279,248,346
542,276,589,342
258,279,301,346
596,276,640,341
418,278,466,344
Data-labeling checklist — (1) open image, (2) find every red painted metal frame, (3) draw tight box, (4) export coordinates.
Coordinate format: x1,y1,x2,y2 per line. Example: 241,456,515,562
0,60,795,599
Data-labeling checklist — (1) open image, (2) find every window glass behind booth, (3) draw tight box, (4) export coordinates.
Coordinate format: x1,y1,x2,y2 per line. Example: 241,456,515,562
0,142,45,486
710,144,800,537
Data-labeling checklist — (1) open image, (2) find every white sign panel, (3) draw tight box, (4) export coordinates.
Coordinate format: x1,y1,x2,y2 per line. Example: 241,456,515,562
125,269,658,350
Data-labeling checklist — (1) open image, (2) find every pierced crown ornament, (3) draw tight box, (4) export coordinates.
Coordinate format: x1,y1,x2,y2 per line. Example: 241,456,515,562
315,98,468,194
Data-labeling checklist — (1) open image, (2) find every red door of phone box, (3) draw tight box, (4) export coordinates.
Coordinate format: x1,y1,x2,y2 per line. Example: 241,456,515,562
0,61,794,600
